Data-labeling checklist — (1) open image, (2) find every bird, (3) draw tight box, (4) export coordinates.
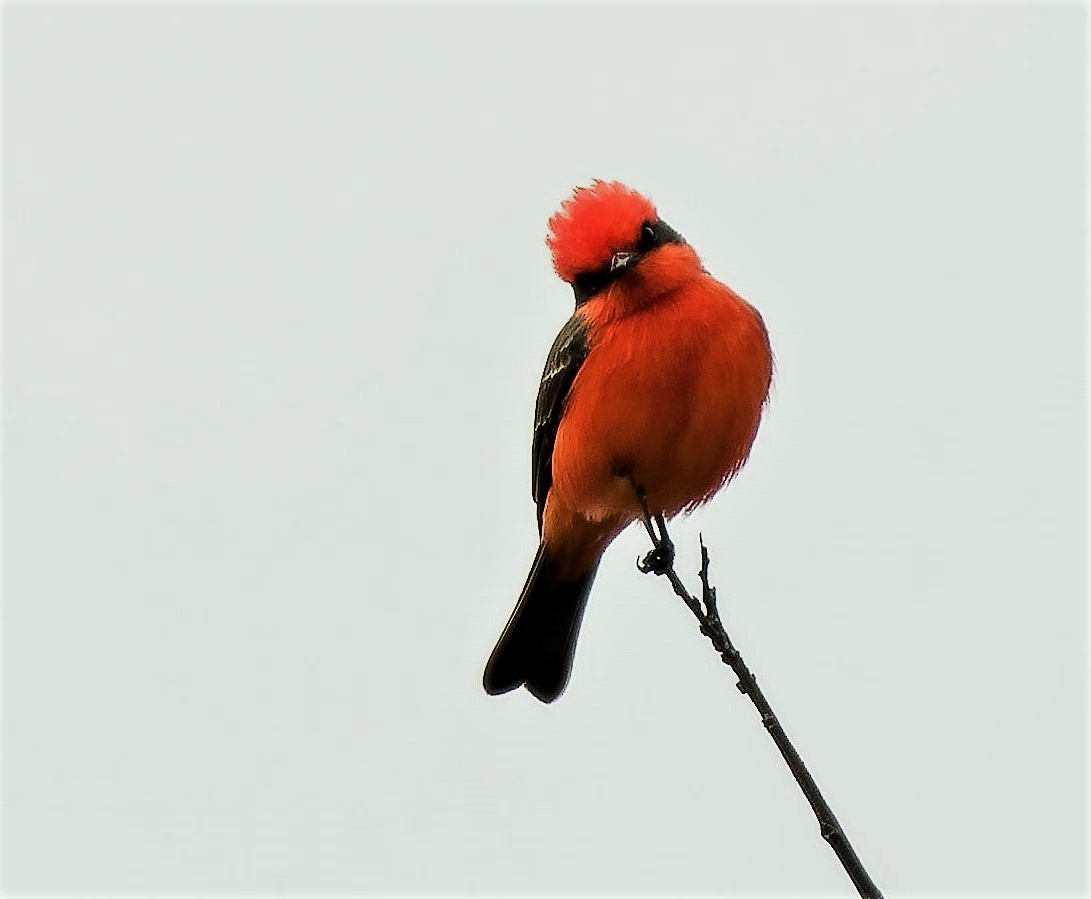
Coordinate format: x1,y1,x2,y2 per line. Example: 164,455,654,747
483,180,773,703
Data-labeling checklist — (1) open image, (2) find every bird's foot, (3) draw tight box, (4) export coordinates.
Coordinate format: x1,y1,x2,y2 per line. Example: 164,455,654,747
638,537,675,576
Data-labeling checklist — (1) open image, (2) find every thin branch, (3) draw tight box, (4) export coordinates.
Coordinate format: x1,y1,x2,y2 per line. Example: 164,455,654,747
635,507,884,897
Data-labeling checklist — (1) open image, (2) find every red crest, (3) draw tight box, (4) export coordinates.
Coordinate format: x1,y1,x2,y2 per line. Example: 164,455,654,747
546,181,657,283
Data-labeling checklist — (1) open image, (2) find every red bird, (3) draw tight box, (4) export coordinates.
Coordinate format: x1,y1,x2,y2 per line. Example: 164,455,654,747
484,181,773,702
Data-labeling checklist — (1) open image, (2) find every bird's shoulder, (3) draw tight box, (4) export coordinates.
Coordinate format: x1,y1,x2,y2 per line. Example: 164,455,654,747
535,314,590,425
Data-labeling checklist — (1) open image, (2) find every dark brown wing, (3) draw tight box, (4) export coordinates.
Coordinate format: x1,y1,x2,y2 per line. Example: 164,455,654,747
531,313,590,532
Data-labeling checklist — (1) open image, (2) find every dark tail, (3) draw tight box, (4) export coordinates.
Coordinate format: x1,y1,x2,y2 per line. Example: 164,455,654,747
483,543,599,703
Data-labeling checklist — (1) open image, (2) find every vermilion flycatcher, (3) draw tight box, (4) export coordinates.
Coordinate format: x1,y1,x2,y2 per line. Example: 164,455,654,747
484,181,773,702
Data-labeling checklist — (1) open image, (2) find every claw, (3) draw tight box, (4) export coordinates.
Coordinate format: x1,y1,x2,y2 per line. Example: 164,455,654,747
637,539,675,576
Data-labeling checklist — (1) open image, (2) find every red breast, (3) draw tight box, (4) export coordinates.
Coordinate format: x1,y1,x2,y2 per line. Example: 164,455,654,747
549,246,772,523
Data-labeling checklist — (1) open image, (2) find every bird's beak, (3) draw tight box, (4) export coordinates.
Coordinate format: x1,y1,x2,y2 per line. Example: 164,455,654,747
610,251,637,272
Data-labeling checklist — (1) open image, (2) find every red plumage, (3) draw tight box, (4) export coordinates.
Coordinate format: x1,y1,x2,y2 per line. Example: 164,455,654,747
485,181,773,702
546,180,658,282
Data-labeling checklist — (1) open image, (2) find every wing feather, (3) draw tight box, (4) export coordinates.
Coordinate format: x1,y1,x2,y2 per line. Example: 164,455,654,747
531,313,590,531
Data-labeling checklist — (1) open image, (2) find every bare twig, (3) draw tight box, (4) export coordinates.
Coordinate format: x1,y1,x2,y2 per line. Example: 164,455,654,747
633,493,883,897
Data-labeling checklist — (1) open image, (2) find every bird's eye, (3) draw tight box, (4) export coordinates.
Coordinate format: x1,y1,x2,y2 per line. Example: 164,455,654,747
637,222,657,252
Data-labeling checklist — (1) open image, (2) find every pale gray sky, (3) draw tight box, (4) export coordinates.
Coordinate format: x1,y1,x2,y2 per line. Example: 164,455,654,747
4,3,1085,893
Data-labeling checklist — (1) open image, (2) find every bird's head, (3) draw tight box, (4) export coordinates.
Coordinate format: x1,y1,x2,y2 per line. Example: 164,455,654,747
546,180,698,306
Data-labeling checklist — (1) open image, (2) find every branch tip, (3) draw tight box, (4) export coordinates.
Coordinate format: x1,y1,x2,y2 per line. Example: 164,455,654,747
627,480,883,898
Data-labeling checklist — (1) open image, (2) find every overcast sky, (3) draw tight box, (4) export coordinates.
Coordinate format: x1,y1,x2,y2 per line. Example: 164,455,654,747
5,3,1085,894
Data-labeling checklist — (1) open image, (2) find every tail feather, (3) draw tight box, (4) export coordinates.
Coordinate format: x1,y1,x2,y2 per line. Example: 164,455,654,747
483,544,599,703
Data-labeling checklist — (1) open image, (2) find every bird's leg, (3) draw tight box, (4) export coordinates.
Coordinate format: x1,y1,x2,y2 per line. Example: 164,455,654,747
632,483,659,545
628,477,675,576
641,512,676,575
